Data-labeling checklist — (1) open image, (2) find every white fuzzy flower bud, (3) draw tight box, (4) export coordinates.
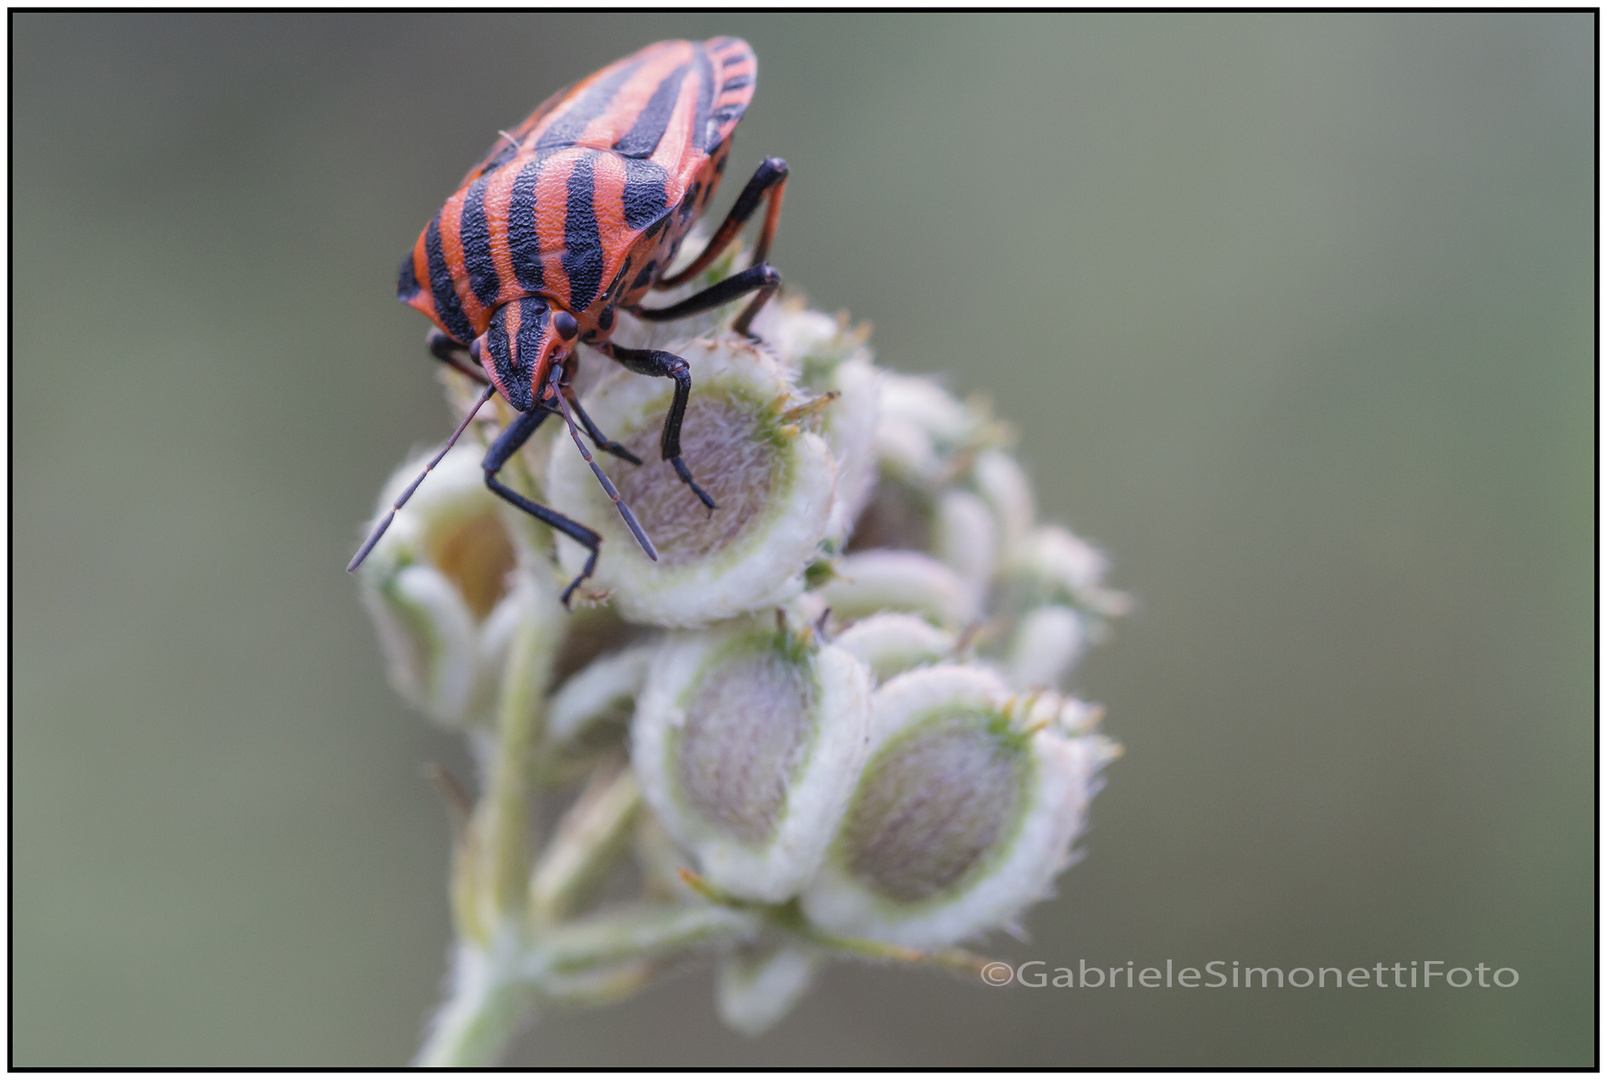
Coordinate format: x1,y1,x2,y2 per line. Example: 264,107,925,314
876,373,976,480
802,666,1117,950
833,613,957,684
972,448,1036,559
547,337,839,626
631,620,873,902
814,357,880,548
820,550,981,630
1007,524,1132,622
749,302,881,547
715,942,820,1037
547,642,657,746
933,489,999,604
357,443,530,727
1005,605,1088,691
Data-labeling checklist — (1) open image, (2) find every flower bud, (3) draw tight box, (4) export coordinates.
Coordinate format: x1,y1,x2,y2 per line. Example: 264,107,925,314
972,448,1036,560
833,613,956,684
749,302,881,547
873,372,1009,488
801,666,1117,949
716,942,820,1037
547,641,657,747
819,550,981,630
547,337,838,626
357,443,530,727
933,489,999,604
1007,525,1130,618
1004,605,1088,691
814,356,880,549
631,620,873,902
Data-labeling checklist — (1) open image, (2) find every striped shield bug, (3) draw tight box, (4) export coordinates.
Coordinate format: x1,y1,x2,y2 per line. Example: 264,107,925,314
349,37,790,606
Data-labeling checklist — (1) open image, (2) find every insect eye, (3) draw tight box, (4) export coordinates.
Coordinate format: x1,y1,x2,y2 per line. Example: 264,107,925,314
552,310,579,341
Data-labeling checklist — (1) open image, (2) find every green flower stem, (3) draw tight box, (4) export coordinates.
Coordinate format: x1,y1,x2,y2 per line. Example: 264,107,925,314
425,583,563,1066
480,589,563,923
533,959,657,1007
417,906,754,1066
528,762,643,925
680,871,992,979
523,904,760,978
413,937,532,1068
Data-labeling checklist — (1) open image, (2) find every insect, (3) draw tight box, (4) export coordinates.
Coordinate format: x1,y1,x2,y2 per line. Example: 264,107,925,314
348,37,789,606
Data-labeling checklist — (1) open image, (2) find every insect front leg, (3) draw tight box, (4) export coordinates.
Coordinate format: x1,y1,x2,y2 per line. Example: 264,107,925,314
482,404,603,608
655,156,788,288
600,342,719,512
631,263,782,339
561,383,643,465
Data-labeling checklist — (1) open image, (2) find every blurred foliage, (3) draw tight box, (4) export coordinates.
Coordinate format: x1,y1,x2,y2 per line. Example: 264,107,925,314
12,12,1592,1066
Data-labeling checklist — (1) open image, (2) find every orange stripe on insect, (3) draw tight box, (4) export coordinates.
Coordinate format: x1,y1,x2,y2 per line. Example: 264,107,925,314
534,150,578,280
480,159,521,309
647,65,703,182
406,242,438,323
588,152,632,302
577,43,695,149
436,187,491,331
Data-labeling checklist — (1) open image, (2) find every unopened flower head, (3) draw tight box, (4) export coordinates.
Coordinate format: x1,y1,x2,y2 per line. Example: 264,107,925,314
1006,524,1131,619
632,615,873,902
357,442,532,728
546,337,839,627
832,612,958,684
716,941,821,1037
802,665,1118,950
750,300,882,546
356,249,1127,1061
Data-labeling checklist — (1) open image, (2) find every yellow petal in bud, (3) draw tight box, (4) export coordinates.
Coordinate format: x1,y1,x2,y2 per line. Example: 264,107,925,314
357,443,533,728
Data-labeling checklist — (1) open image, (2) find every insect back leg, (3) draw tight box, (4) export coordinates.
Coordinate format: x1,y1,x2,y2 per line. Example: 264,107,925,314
632,262,782,339
481,403,605,608
599,342,721,512
655,157,789,288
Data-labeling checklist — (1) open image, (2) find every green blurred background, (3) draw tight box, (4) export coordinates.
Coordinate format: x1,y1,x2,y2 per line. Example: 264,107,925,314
13,12,1593,1066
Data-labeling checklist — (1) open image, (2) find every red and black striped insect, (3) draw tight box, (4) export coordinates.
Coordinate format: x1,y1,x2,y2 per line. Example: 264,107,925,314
348,37,789,605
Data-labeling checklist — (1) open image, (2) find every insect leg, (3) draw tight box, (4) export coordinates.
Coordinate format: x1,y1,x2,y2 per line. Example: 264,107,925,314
482,405,604,608
600,342,719,512
656,157,788,288
561,384,643,465
632,263,781,339
551,381,658,562
428,329,491,385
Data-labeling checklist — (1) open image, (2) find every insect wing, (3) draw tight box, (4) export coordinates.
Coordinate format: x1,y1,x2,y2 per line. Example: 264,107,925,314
398,38,760,343
459,79,577,188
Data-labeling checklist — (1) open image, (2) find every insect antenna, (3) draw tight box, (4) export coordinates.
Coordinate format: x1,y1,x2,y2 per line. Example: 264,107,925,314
550,376,659,563
347,383,497,573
